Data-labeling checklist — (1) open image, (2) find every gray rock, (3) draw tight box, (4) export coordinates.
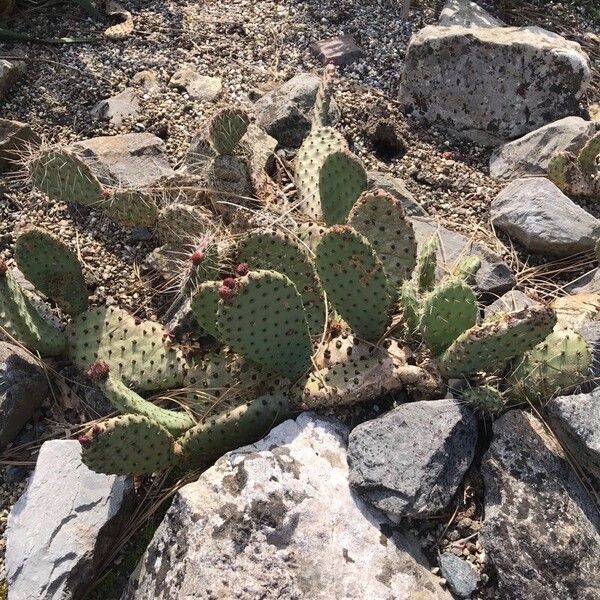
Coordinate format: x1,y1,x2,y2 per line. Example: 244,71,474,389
490,117,599,179
169,68,222,102
368,171,427,216
0,119,40,171
311,35,365,66
411,217,515,297
122,413,452,600
6,440,134,600
481,410,600,600
242,123,278,175
438,0,505,28
490,177,600,256
438,553,479,598
131,69,160,94
348,399,477,518
483,290,540,318
566,268,600,294
254,73,339,148
400,26,591,145
91,88,140,126
182,133,217,174
548,390,600,479
0,342,48,448
72,133,175,188
0,58,26,99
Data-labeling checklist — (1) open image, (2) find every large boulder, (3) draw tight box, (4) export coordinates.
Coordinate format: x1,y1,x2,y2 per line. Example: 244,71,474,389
6,440,134,600
0,119,40,171
490,177,600,256
438,0,504,28
400,26,591,145
481,411,600,599
122,413,451,600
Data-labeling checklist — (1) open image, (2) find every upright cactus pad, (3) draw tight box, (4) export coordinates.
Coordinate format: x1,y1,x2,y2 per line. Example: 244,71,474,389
156,203,214,245
295,126,348,220
293,222,326,254
68,306,186,391
15,227,88,316
208,107,250,155
318,150,367,225
508,328,591,402
0,265,67,355
316,226,393,341
28,148,104,206
419,278,478,356
80,414,176,475
190,281,220,337
399,281,420,335
416,235,438,293
439,305,556,377
348,189,417,287
103,189,159,228
578,131,600,176
311,64,335,129
215,270,312,378
236,230,326,336
461,385,506,414
451,256,481,285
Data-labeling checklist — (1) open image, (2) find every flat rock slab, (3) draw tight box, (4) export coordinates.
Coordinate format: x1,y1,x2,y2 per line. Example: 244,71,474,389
438,0,505,28
122,413,451,600
490,177,600,256
411,217,515,297
481,411,600,599
368,171,427,216
92,88,140,127
72,133,175,188
6,440,133,600
490,117,599,179
400,25,591,145
348,400,477,518
483,289,540,318
311,35,365,65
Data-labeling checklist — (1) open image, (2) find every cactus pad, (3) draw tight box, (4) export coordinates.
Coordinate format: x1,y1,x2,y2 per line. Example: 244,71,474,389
399,281,420,335
215,270,312,378
190,281,220,337
451,256,481,285
155,203,214,245
348,189,417,287
578,131,600,176
103,189,159,228
461,385,506,414
15,227,88,316
416,235,438,293
293,222,326,255
208,107,250,155
311,64,335,129
315,226,393,341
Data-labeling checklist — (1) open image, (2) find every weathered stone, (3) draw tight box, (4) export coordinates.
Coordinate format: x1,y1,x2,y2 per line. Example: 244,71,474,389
131,69,160,94
169,68,222,102
411,217,515,297
91,88,140,126
490,117,599,179
483,290,540,318
6,440,134,600
481,411,600,599
348,400,477,518
0,119,40,170
122,413,452,600
0,58,26,99
490,177,600,256
254,73,339,148
400,26,591,145
242,123,278,175
368,171,427,216
182,133,216,174
438,0,505,28
566,268,600,294
0,342,48,448
72,133,175,188
438,553,479,598
311,35,365,66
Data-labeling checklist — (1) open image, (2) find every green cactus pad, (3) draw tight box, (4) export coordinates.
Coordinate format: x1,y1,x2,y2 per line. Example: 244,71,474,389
311,64,335,129
508,328,591,402
28,148,104,207
81,414,176,475
461,384,506,414
315,226,393,341
293,222,327,255
14,227,88,316
0,267,67,355
399,281,420,335
178,391,291,466
419,278,478,356
295,126,348,220
547,152,575,192
578,131,600,176
103,189,159,228
318,150,367,225
451,256,481,285
416,235,438,293
236,230,326,336
155,203,214,245
190,281,220,337
67,306,186,391
208,107,250,155
439,305,556,377
215,270,312,378
348,188,417,287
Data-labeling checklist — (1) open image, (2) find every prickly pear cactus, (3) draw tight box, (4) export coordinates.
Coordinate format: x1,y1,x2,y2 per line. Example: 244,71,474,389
461,384,506,414
67,306,186,391
578,131,600,177
14,227,88,316
208,107,250,155
215,270,313,378
348,189,417,287
236,230,326,336
451,256,481,286
311,64,335,129
315,226,393,341
190,281,221,338
155,203,215,245
438,305,556,377
0,263,67,356
318,150,367,225
103,189,159,228
80,414,176,475
293,222,327,254
416,235,438,293
399,281,420,335
182,239,221,297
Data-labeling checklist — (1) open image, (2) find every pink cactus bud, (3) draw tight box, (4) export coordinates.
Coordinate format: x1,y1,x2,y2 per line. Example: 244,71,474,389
85,360,110,382
191,249,204,264
218,285,236,301
78,435,92,448
92,425,101,435
235,263,249,276
101,188,113,200
222,277,236,290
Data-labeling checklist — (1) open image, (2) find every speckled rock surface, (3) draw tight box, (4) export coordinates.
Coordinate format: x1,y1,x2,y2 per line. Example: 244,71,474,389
438,0,504,28
400,25,591,145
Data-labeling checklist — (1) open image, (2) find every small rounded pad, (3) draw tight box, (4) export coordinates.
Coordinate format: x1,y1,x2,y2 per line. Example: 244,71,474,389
237,230,326,336
319,150,367,225
216,270,312,379
461,385,506,414
416,235,438,294
315,226,393,342
81,414,176,475
311,64,335,128
156,203,214,245
179,391,291,467
28,148,104,206
419,278,478,356
439,305,557,377
450,256,481,286
208,107,250,155
295,126,348,220
578,131,600,176
399,281,420,335
67,306,186,391
104,189,159,228
15,227,88,316
190,281,221,338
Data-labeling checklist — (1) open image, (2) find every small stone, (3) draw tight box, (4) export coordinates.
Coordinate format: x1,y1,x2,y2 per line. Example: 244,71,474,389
131,69,160,93
483,290,540,318
367,171,427,216
91,88,140,126
311,34,365,66
438,553,480,598
130,226,153,242
0,58,26,100
0,118,40,171
169,68,223,102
